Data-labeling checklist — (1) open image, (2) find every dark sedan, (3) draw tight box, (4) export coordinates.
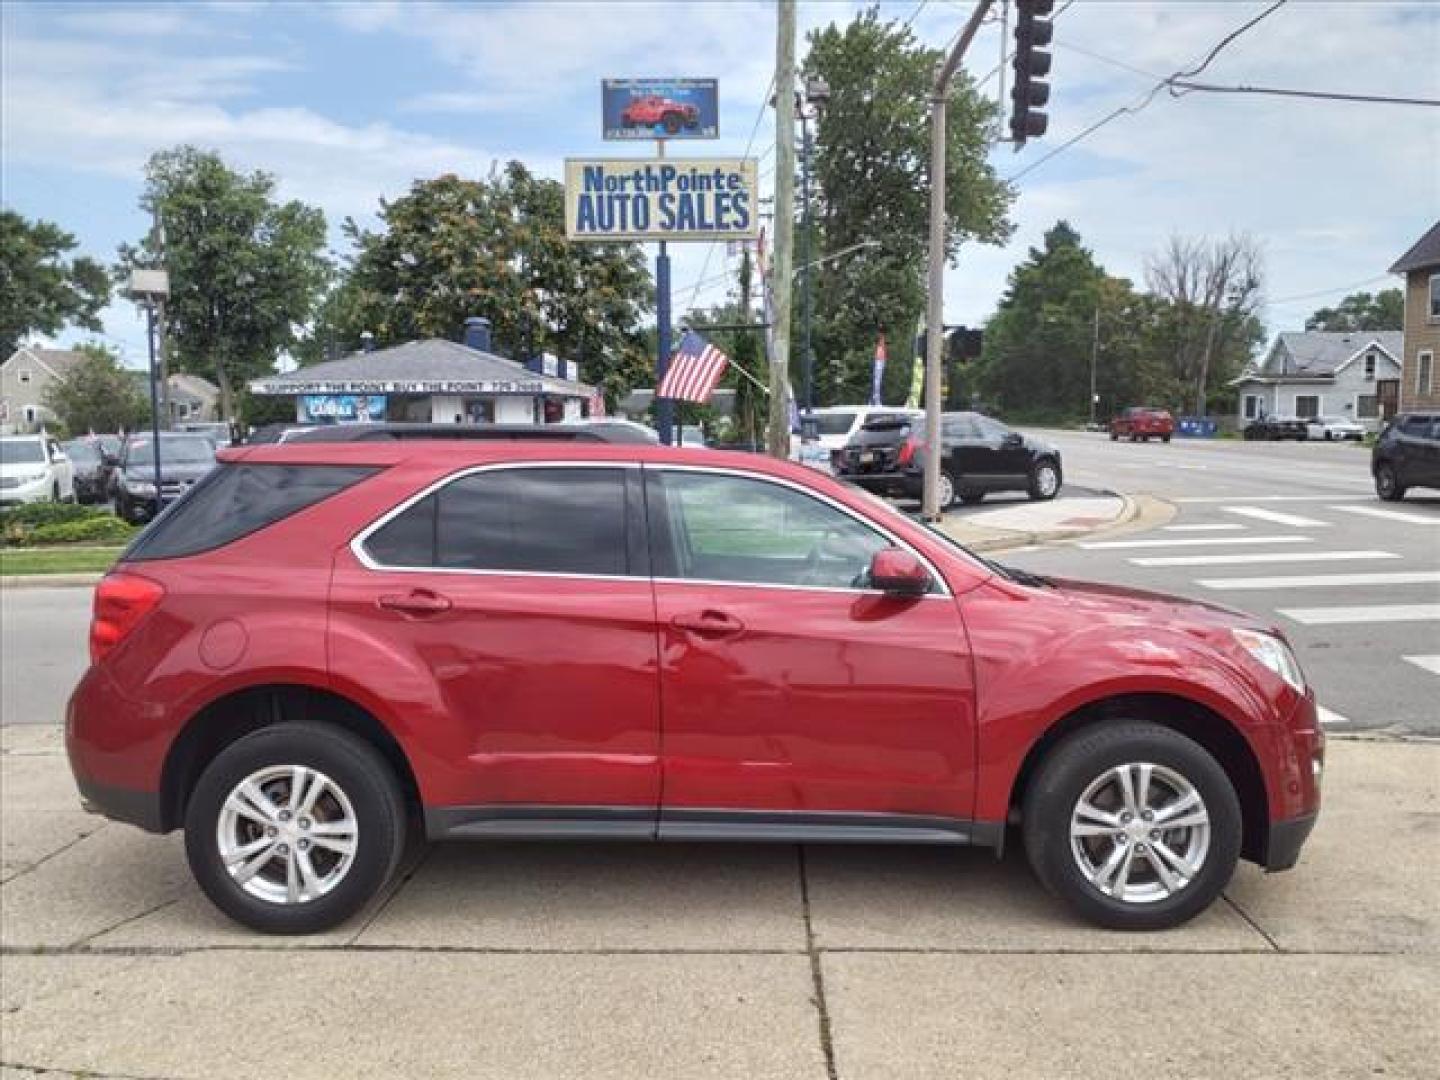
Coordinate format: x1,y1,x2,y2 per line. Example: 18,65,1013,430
838,411,1063,510
1243,416,1309,441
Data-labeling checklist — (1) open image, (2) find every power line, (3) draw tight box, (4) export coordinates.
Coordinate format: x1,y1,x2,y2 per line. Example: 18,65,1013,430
1268,274,1394,305
1004,0,1288,183
1056,41,1166,83
904,0,931,29
1170,80,1440,107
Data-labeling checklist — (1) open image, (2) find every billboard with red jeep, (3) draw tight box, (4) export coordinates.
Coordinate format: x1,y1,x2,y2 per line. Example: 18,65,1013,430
603,78,718,140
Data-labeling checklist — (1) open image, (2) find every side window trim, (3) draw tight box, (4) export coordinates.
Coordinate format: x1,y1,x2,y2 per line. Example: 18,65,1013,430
643,464,951,597
352,461,643,581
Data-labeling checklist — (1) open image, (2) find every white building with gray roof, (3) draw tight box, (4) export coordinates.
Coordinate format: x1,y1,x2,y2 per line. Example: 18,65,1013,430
1230,330,1403,430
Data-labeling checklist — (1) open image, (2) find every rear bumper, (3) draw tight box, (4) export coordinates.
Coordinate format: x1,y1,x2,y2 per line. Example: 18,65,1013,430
75,774,165,833
838,470,910,496
1263,812,1317,871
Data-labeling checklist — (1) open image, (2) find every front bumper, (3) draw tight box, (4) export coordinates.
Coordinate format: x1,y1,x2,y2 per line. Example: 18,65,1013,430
0,480,52,505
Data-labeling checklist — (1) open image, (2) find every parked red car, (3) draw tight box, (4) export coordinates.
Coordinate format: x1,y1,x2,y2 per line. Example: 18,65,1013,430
1110,407,1175,442
68,436,1322,933
621,95,700,134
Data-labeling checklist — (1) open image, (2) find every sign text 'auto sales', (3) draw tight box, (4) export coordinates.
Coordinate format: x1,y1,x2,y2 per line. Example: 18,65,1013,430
564,158,758,242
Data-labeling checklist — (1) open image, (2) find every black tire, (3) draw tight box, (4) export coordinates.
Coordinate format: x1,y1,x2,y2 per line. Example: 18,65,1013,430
1375,463,1406,502
1161,434,1171,443
185,722,407,934
1022,722,1242,930
1109,431,1118,441
959,490,986,506
1027,459,1061,501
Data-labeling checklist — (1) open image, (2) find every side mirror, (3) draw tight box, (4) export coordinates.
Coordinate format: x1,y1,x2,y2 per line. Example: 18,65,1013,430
869,547,930,597
1002,431,1024,448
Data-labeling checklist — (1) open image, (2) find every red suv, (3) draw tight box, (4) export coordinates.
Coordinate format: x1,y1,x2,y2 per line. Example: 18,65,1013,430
1110,407,1175,442
621,95,700,134
68,438,1322,933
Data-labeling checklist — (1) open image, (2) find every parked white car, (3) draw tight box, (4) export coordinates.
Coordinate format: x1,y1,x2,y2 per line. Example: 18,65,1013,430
1305,416,1366,442
0,434,75,506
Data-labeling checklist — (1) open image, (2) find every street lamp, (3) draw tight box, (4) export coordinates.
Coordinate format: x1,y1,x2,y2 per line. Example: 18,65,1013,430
797,75,829,420
126,268,169,520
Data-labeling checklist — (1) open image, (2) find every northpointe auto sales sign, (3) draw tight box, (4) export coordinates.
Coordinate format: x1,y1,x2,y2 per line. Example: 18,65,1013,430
564,158,758,242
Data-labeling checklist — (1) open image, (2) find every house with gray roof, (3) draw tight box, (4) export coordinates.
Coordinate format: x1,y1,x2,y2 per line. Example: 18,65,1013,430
250,318,598,426
1230,330,1403,430
1,345,86,433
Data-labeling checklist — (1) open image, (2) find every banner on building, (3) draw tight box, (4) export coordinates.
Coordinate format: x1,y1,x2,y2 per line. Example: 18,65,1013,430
300,394,387,423
564,158,758,242
602,78,718,141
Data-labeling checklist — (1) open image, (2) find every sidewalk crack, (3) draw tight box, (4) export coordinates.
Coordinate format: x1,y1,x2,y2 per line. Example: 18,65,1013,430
797,845,839,1080
1223,892,1283,952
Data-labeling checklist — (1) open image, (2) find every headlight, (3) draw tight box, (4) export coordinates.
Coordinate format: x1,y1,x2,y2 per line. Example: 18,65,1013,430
1232,628,1306,692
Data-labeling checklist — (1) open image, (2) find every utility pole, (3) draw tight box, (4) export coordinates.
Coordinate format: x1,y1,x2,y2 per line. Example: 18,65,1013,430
151,206,171,430
1089,302,1101,427
766,0,797,459
923,0,993,520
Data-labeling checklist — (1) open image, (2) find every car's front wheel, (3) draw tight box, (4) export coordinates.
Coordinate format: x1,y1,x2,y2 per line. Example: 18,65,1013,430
1023,722,1242,930
1375,463,1406,502
185,722,407,934
1028,460,1061,501
935,469,958,511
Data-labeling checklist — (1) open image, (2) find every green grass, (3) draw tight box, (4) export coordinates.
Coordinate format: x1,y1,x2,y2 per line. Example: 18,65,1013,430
0,545,121,576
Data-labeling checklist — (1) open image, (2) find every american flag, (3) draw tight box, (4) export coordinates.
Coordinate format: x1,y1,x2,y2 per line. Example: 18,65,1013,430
657,329,729,404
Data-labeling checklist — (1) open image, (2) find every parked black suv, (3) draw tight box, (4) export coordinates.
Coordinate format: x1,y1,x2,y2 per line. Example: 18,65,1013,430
838,411,1063,510
1373,412,1440,501
112,433,218,523
1243,416,1308,441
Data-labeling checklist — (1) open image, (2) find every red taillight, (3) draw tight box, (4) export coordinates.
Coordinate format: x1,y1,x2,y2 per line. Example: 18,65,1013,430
90,573,164,664
897,437,922,467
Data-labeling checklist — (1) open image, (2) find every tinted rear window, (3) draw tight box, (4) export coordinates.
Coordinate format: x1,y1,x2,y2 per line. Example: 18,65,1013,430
124,464,378,561
362,467,630,577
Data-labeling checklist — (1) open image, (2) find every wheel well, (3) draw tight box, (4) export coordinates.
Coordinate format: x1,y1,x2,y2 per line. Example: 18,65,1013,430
1008,693,1270,863
159,685,420,832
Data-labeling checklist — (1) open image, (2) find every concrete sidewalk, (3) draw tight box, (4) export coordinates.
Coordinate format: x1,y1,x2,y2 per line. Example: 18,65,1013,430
937,492,1171,553
1,725,1435,1079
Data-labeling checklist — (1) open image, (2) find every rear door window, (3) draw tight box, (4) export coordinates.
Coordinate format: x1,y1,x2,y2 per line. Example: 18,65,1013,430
124,464,378,561
362,467,632,577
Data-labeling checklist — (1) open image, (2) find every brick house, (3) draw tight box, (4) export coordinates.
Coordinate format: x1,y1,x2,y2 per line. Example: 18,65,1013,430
0,345,86,433
1389,220,1440,412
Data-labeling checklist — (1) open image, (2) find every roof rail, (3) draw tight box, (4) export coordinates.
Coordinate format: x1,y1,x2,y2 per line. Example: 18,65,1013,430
272,421,660,446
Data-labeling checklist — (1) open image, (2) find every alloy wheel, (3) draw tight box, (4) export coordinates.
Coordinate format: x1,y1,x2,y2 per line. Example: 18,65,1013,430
1034,464,1059,498
1069,762,1211,904
216,764,359,905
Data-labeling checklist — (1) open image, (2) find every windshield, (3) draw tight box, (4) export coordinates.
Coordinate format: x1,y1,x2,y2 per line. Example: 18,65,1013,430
813,412,857,436
63,441,100,464
125,436,216,467
1,439,46,465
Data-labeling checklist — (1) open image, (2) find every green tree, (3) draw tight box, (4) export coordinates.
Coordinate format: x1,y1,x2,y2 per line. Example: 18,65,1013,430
41,343,149,435
0,211,110,358
802,8,1013,405
320,165,652,405
118,146,330,421
1305,289,1404,332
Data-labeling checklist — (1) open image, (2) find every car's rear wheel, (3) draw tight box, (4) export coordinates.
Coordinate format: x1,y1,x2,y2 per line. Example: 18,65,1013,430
960,490,985,505
185,722,407,934
1023,722,1241,930
1109,431,1118,441
1375,463,1406,502
936,469,957,511
1161,435,1171,443
1028,460,1060,501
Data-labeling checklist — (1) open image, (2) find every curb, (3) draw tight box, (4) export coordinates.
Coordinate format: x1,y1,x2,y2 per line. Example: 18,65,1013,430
940,492,1174,554
0,573,104,589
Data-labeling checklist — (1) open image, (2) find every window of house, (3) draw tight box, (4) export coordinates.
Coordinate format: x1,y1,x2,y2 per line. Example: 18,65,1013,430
18,369,31,384
1429,273,1440,320
1294,395,1320,420
1356,394,1379,420
650,470,902,591
363,467,630,577
1418,351,1435,397
1364,354,1377,380
1243,395,1260,420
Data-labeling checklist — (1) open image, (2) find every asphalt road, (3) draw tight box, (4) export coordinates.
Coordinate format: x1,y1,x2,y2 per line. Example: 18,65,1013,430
2,431,1435,735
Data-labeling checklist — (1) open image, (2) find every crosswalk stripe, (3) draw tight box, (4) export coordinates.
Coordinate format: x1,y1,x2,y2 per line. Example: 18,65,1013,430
1278,604,1440,626
1222,506,1330,528
1130,550,1400,567
1403,655,1440,676
1173,496,1339,503
1195,571,1440,591
1163,524,1245,532
1328,505,1440,526
1081,535,1310,550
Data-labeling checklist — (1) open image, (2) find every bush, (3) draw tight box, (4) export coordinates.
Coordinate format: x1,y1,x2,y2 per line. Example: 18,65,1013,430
23,517,136,546
0,504,135,547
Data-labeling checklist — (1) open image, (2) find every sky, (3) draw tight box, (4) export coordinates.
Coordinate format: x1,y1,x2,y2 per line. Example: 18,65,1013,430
3,0,1438,372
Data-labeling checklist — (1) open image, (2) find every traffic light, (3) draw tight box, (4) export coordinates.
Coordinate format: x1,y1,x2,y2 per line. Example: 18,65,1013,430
1011,0,1054,149
946,327,983,363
